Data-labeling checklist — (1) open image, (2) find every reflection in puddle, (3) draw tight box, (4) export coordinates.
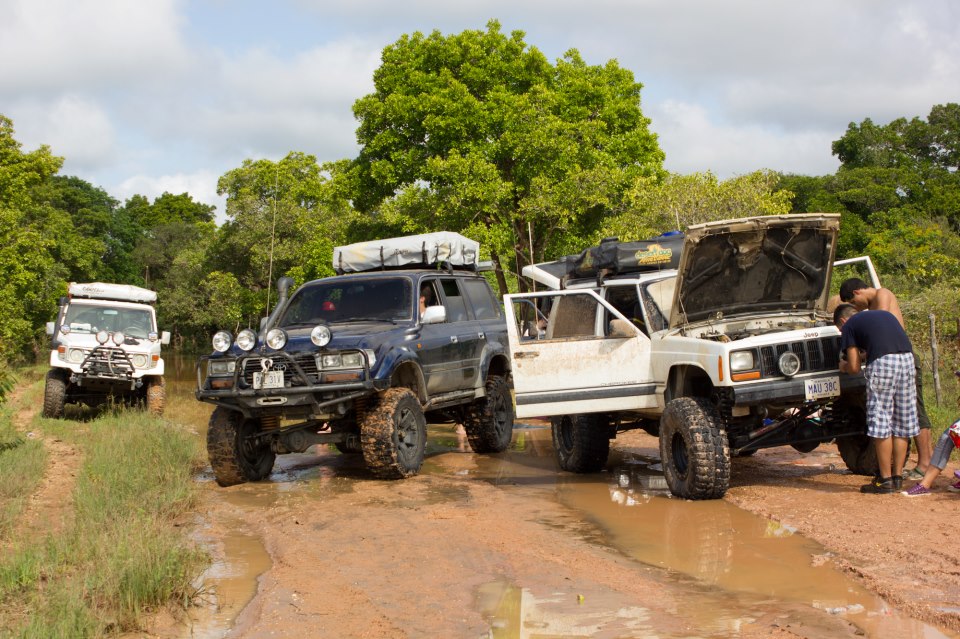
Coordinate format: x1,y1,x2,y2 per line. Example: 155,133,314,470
436,429,949,638
188,525,271,639
477,580,653,639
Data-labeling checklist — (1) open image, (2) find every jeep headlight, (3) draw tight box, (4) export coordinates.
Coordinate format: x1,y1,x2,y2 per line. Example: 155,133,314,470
212,330,232,353
208,359,237,376
778,352,802,377
730,350,756,372
266,328,287,350
236,329,257,352
132,354,148,368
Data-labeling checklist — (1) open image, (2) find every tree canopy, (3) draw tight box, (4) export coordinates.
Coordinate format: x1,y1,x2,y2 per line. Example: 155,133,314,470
348,20,664,293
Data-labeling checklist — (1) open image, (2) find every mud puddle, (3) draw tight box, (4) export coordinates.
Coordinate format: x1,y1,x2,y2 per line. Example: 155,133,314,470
168,350,950,639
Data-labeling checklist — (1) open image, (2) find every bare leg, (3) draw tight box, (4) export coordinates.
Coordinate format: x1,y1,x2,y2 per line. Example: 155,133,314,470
892,437,909,477
874,437,893,479
917,464,941,490
915,429,932,471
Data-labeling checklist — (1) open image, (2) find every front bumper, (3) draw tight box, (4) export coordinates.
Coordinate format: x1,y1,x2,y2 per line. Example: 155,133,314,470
726,372,866,406
195,352,386,415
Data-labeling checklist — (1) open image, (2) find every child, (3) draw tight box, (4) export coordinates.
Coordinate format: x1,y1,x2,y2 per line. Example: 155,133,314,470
902,419,960,496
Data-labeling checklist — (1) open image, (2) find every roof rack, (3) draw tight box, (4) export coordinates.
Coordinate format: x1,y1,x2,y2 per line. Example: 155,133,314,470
333,232,482,275
67,282,157,304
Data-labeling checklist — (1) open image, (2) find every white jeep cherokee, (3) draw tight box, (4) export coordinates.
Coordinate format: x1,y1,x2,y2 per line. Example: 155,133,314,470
44,282,171,418
505,214,876,500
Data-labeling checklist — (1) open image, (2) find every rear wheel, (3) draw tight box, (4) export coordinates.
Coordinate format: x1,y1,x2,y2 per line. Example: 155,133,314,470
837,434,878,476
463,376,514,453
207,407,276,487
660,397,730,500
42,370,67,418
552,414,611,473
360,388,427,479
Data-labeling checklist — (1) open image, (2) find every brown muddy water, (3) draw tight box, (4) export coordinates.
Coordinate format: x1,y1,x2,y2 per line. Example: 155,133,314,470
165,358,951,639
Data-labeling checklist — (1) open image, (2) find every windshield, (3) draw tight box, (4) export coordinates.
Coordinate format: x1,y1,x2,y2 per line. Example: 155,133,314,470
63,303,154,339
279,277,414,326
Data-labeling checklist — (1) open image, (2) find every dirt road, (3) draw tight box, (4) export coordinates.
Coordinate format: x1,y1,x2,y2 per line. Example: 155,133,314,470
176,422,960,639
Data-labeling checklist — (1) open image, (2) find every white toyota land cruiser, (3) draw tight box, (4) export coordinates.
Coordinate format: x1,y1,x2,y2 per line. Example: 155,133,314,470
504,213,877,500
44,282,171,418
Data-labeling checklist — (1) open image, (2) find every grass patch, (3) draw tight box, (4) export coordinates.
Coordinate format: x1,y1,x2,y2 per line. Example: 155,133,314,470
0,374,207,637
0,369,47,541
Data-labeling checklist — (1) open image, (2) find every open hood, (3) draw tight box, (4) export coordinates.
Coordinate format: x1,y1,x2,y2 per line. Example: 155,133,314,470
670,214,840,328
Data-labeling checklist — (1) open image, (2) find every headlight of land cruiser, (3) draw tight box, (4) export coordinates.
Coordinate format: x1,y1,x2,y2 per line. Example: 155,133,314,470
68,348,86,363
729,350,756,372
131,354,148,368
208,360,236,376
317,350,375,370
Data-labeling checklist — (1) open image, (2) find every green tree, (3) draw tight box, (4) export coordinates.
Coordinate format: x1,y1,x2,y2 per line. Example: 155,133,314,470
602,171,792,241
349,21,664,293
0,115,67,358
213,152,355,326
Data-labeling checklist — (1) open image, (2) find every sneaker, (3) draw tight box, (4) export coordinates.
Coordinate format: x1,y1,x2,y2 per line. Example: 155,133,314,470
861,476,897,494
902,467,925,481
954,469,960,481
948,480,960,493
902,483,931,497
893,476,903,491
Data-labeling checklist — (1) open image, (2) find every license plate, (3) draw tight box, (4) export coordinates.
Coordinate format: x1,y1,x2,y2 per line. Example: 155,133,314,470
253,370,284,389
805,375,840,400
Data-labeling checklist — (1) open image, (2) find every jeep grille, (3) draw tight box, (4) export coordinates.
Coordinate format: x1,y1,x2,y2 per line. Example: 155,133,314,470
759,336,840,377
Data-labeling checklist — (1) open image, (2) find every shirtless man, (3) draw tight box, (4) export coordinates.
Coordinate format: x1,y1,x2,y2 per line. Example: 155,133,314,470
838,278,932,477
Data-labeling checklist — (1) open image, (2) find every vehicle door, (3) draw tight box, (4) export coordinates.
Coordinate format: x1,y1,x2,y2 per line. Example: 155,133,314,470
416,278,462,395
437,277,483,391
460,277,504,387
504,289,657,419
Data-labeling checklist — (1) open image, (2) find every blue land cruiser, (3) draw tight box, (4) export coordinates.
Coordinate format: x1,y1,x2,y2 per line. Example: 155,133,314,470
196,233,513,486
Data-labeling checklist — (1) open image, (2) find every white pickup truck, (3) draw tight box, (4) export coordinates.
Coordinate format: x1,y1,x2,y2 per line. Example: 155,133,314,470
44,282,171,417
504,214,878,500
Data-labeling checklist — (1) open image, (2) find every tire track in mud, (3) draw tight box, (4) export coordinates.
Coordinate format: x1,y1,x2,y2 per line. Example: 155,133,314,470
5,383,82,546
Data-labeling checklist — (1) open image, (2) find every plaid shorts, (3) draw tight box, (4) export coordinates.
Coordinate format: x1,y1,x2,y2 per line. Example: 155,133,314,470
864,352,918,439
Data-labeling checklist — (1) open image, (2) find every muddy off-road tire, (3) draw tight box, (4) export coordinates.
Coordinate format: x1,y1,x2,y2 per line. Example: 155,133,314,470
145,376,165,416
42,370,67,418
463,375,514,454
660,397,730,500
360,388,427,479
552,413,611,473
207,407,276,487
837,434,879,476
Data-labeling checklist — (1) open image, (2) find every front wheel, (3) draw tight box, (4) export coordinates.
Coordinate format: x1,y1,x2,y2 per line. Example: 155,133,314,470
361,388,427,479
43,370,68,418
463,376,514,454
659,397,730,500
145,377,165,416
206,407,276,487
552,414,611,473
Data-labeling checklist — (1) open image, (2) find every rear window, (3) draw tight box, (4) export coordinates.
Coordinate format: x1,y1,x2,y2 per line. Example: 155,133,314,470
462,279,500,320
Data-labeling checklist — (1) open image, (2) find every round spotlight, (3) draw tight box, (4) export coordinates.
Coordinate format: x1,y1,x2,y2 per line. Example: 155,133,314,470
112,331,125,345
236,328,257,351
266,328,287,350
311,325,332,347
778,351,802,377
212,330,233,353
96,330,110,345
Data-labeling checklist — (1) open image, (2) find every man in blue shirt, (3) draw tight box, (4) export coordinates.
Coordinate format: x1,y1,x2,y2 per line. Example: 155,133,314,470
834,303,918,493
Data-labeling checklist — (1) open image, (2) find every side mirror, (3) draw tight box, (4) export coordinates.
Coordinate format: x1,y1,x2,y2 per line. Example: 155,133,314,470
46,321,55,336
160,331,171,345
421,306,446,325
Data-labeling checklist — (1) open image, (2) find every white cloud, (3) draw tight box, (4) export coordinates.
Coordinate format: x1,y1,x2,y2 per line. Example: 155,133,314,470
650,100,840,178
0,0,191,93
13,96,117,170
115,170,225,220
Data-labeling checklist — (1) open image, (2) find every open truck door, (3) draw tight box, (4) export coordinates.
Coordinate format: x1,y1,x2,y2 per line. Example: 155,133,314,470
503,289,659,419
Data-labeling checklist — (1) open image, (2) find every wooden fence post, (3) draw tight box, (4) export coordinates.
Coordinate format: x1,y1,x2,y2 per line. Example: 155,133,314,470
930,313,941,406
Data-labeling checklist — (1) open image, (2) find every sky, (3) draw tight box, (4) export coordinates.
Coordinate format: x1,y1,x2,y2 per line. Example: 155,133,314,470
2,0,958,221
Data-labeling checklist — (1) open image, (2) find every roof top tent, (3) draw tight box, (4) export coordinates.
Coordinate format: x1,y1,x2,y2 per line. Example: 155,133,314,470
333,232,483,274
67,282,158,304
523,232,685,290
